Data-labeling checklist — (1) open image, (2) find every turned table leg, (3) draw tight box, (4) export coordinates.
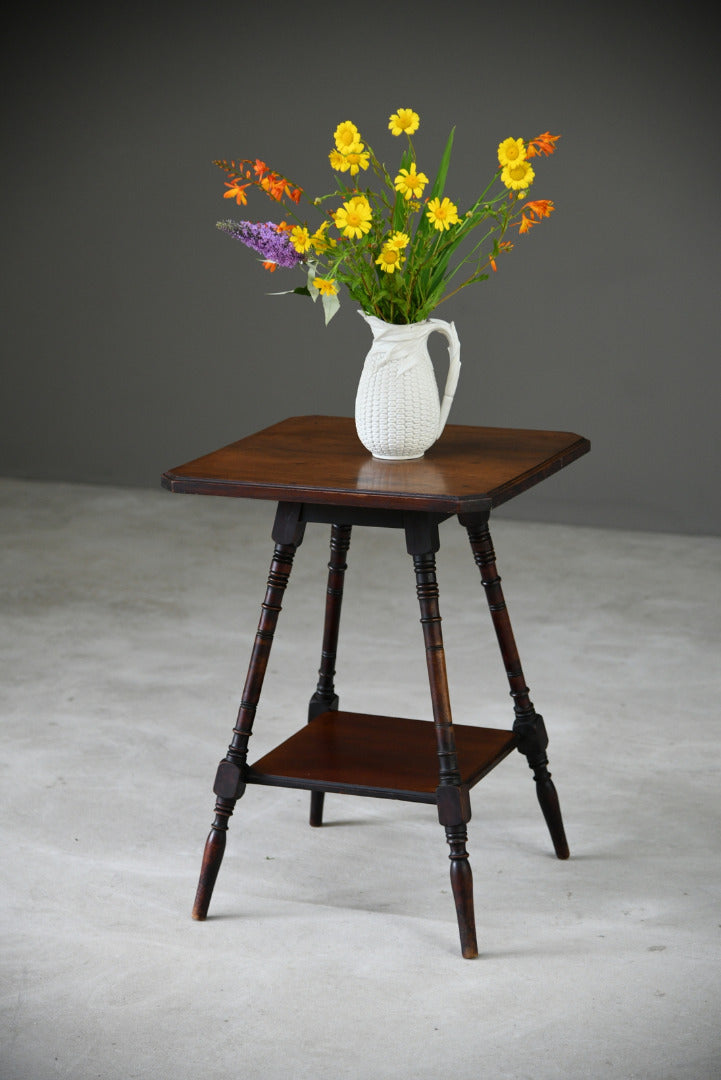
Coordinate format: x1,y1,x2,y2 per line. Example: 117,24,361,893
409,516,478,959
307,522,352,827
463,516,570,860
192,512,304,920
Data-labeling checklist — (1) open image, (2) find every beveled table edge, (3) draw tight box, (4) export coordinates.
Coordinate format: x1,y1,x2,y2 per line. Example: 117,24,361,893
161,415,591,514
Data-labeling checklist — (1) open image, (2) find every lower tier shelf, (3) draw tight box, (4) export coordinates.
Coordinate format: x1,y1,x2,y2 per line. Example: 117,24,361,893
247,711,518,803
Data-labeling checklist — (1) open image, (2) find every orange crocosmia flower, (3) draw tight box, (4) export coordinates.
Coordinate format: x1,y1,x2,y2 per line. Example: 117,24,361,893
223,180,250,205
275,221,294,233
526,199,555,219
517,199,555,234
260,175,279,198
262,261,278,272
526,132,561,158
262,173,296,201
245,159,302,202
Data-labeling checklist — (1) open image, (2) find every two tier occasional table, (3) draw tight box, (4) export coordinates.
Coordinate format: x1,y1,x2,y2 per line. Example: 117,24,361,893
162,415,590,958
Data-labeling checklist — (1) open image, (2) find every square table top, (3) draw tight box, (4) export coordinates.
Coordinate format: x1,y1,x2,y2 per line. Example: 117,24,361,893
161,415,590,516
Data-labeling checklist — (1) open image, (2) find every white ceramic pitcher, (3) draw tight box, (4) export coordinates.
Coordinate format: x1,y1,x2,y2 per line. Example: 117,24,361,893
354,311,462,460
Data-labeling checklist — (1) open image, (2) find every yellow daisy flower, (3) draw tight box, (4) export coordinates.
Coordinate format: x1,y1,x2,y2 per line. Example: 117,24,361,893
311,222,335,254
388,108,420,136
333,196,372,239
290,226,312,253
328,149,347,170
497,137,527,167
339,147,370,176
334,121,361,150
376,244,405,274
389,231,410,251
426,196,460,231
394,163,428,201
314,277,339,296
501,160,535,190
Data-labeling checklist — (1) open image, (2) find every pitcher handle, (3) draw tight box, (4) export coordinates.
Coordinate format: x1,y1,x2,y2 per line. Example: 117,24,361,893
427,318,462,438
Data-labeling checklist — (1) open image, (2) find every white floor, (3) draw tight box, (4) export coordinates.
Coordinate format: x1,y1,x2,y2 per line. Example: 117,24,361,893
1,477,720,1080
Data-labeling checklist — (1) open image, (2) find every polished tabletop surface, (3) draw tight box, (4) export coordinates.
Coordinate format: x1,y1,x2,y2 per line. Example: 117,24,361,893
161,415,590,515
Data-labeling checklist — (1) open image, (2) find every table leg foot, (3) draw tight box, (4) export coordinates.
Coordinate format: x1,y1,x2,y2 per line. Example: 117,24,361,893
532,763,570,860
307,692,337,827
447,826,479,959
192,807,232,920
309,791,325,828
515,712,570,859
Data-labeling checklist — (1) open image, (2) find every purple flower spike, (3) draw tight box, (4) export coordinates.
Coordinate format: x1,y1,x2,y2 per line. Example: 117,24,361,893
217,219,304,268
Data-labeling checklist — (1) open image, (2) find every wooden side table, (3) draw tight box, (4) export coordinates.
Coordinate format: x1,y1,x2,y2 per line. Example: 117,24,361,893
162,415,590,958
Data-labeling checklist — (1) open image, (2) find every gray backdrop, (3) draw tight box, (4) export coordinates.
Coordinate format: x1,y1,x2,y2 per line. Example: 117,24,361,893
3,1,719,534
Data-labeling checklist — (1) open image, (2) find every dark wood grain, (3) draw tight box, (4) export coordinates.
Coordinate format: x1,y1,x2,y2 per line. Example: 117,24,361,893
162,415,590,514
191,537,300,921
411,546,479,957
247,711,517,801
465,517,570,860
308,523,352,827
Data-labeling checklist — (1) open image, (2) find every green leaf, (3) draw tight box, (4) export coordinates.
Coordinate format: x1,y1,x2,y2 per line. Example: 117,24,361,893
305,262,320,302
267,286,312,297
269,262,318,300
321,291,340,324
392,148,413,232
414,127,456,246
429,126,455,203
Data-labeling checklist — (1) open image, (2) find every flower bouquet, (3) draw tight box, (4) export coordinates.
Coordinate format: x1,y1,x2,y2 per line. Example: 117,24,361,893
214,108,560,326
215,111,560,460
